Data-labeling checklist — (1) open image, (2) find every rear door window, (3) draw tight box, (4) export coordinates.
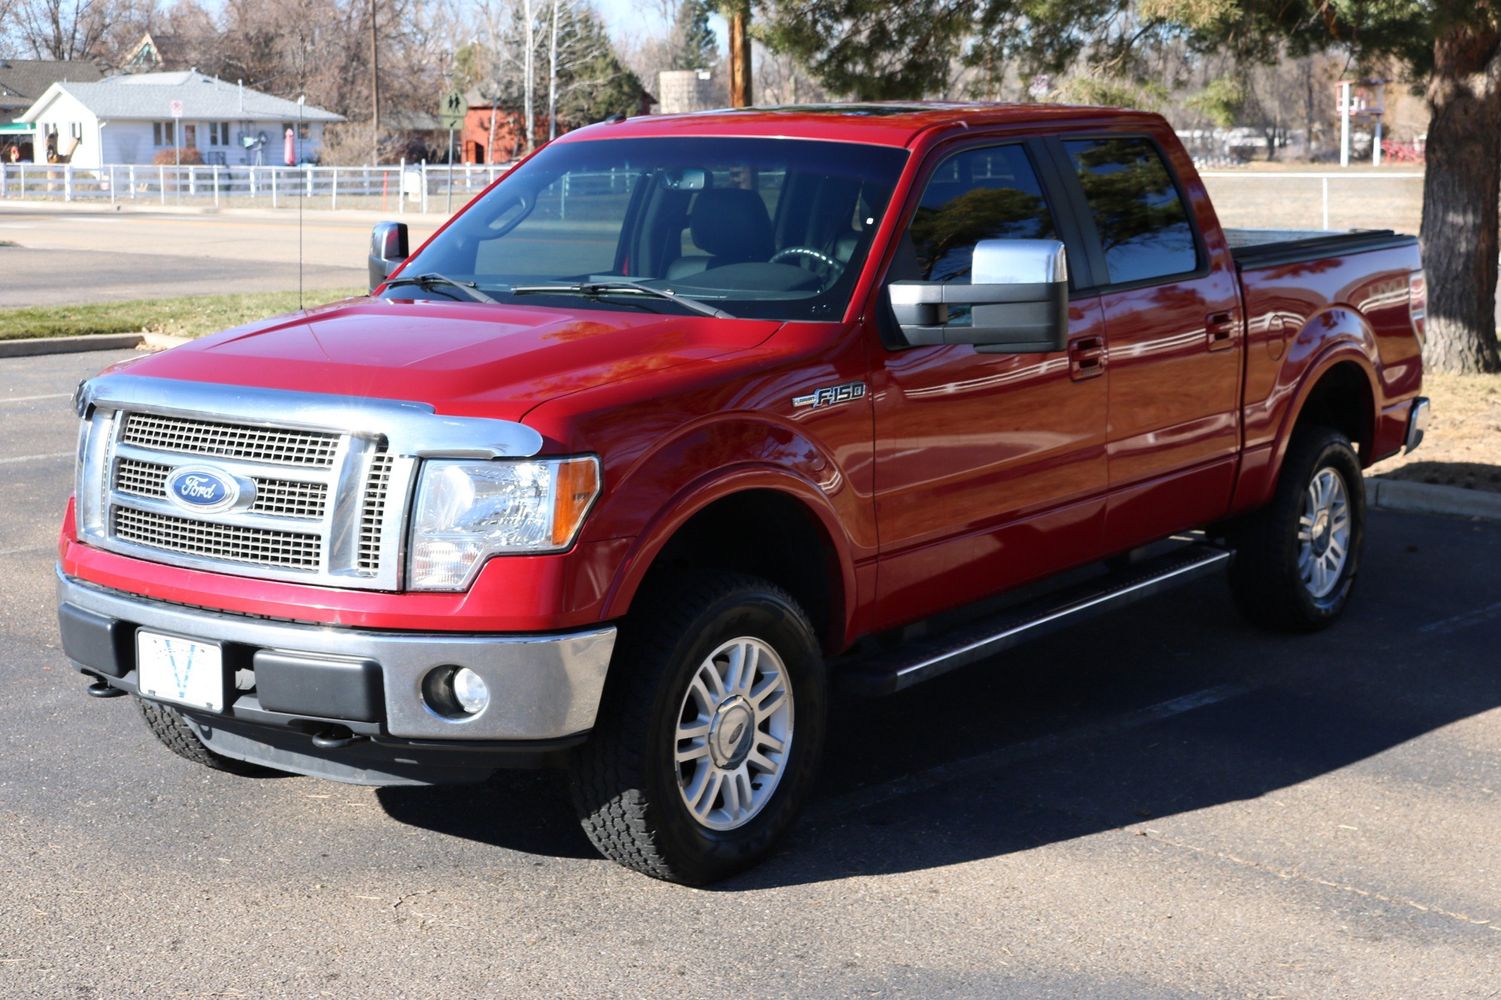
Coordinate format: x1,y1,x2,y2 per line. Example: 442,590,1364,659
1062,138,1198,285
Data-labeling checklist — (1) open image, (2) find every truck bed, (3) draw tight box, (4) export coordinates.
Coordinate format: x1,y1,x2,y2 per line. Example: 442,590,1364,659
1225,228,1418,269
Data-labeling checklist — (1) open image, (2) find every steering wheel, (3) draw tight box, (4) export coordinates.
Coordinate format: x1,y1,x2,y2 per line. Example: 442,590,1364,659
769,245,845,287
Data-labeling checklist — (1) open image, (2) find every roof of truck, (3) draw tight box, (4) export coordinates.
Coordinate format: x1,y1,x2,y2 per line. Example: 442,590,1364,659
562,102,1165,149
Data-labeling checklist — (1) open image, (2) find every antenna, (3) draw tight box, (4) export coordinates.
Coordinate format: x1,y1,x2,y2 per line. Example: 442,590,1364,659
297,95,305,310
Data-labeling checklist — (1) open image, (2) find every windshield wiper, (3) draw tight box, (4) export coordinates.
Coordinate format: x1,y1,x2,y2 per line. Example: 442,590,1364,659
507,281,734,319
384,272,498,304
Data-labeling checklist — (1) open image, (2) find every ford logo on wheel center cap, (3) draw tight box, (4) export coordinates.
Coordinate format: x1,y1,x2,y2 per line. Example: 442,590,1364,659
165,465,250,515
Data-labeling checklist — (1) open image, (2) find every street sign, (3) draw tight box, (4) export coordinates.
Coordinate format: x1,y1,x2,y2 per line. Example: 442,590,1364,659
439,90,466,130
169,99,184,118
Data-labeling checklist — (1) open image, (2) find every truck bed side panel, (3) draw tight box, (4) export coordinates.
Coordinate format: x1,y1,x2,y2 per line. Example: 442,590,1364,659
1232,241,1423,512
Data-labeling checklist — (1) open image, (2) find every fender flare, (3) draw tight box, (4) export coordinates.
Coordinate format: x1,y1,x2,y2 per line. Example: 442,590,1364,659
600,463,859,645
1262,340,1381,498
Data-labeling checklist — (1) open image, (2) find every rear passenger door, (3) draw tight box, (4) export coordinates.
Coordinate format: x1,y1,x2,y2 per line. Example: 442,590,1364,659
1048,135,1242,549
869,139,1111,626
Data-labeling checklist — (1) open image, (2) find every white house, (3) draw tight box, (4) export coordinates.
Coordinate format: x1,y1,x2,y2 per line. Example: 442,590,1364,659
16,71,344,168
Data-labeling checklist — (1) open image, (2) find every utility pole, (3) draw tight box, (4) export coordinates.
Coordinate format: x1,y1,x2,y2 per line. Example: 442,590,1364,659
370,0,381,164
728,0,751,108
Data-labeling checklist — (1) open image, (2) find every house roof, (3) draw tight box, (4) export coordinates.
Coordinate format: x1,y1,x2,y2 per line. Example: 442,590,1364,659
17,70,344,124
121,31,180,72
0,59,104,114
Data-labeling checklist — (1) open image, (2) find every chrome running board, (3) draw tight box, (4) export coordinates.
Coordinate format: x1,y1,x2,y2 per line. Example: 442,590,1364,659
841,544,1233,696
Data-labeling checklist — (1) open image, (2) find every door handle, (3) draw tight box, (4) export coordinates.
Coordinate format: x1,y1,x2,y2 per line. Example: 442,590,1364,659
1205,311,1237,351
1068,336,1106,381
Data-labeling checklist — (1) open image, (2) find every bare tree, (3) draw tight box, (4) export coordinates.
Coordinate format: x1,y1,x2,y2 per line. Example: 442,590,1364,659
12,0,111,60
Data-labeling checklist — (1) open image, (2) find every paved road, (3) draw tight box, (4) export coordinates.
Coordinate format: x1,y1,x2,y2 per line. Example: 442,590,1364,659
2,351,1499,998
0,204,442,307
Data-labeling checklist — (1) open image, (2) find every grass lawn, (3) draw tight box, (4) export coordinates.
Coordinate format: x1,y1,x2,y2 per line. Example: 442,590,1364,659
0,288,364,341
1368,371,1501,493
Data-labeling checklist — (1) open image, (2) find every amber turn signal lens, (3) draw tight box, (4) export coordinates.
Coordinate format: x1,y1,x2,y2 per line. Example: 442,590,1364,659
552,456,601,547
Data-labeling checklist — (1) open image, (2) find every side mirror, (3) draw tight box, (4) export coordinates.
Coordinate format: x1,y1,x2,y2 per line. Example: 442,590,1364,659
888,239,1068,353
368,221,409,292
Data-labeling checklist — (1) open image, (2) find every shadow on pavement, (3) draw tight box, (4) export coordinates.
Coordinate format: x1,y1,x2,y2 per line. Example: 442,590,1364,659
373,512,1501,889
376,767,599,860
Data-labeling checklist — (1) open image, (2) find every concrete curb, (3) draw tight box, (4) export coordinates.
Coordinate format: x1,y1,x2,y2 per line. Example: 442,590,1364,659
0,333,143,357
141,333,192,351
1366,477,1501,522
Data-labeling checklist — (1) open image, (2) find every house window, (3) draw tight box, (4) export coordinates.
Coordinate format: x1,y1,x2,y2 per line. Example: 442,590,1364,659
68,122,83,139
182,124,197,147
152,121,176,146
208,122,230,145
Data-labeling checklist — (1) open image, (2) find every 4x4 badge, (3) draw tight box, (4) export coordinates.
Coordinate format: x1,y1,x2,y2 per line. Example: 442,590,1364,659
793,381,866,409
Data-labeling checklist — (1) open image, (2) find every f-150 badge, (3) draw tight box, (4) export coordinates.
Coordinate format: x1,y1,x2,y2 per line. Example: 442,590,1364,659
793,381,867,409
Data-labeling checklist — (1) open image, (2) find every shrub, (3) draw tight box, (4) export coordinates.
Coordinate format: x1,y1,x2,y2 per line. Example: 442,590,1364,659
152,146,205,166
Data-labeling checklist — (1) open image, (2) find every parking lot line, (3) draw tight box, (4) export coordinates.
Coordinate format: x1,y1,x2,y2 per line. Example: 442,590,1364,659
0,451,72,464
0,393,71,405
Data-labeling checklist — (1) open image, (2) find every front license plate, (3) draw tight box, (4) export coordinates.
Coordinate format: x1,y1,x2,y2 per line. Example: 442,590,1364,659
136,631,225,712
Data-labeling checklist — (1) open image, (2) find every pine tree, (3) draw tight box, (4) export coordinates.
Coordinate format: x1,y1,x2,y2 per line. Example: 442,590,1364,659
669,0,718,71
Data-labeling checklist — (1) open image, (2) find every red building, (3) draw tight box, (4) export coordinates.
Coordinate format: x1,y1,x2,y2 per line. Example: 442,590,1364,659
459,89,655,165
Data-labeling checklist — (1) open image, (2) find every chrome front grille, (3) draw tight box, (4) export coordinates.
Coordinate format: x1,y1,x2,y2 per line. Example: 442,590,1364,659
359,453,394,574
74,374,543,594
115,458,330,520
82,406,414,591
120,412,339,467
114,507,322,569
116,457,171,499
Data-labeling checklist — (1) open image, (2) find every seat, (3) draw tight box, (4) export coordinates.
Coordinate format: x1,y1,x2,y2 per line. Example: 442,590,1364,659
666,188,775,280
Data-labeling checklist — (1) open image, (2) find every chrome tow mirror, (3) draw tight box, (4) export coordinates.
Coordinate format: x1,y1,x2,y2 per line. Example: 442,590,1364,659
888,239,1069,353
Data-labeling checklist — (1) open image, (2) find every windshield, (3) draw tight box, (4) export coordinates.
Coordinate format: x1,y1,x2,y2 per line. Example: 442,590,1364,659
383,136,909,321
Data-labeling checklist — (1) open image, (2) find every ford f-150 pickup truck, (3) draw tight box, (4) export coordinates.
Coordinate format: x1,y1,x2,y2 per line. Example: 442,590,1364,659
57,103,1429,884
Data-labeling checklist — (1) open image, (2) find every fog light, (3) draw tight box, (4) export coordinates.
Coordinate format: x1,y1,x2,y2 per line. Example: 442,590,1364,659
452,667,490,715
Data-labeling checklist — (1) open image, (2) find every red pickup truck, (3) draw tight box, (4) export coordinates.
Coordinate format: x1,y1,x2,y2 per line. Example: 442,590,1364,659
58,104,1428,884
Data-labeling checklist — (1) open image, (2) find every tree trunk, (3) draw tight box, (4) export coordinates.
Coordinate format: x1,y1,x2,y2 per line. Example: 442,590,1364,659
548,0,559,140
524,0,536,153
1420,26,1501,374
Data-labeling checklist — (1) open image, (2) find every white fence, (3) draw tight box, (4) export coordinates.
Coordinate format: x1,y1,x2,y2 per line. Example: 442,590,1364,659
0,161,516,213
0,161,1428,234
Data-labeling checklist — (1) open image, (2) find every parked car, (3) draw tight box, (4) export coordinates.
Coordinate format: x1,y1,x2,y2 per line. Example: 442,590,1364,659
58,103,1428,884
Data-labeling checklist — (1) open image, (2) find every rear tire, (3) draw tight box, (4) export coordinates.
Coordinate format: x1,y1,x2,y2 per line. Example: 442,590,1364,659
569,572,827,885
1229,426,1365,631
135,697,276,776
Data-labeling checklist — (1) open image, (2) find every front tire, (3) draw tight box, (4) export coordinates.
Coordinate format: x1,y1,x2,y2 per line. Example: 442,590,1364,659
135,697,275,776
569,572,827,884
1229,426,1365,631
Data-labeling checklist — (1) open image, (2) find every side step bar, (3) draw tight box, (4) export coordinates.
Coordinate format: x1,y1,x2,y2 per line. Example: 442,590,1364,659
840,544,1233,696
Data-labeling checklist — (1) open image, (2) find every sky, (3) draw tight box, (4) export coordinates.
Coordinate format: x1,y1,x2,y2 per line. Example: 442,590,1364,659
593,0,731,57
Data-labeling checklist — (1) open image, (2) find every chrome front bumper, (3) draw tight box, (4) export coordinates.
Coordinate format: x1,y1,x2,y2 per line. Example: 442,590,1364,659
1405,396,1431,454
56,570,615,743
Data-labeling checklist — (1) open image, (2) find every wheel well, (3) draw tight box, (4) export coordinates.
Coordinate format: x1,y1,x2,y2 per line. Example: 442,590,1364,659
637,490,845,654
1294,362,1375,461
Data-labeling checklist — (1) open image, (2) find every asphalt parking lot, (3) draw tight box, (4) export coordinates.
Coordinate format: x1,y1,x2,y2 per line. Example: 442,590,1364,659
2,350,1499,998
0,205,441,307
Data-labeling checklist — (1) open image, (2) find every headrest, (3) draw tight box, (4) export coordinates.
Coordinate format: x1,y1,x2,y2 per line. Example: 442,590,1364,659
689,188,773,262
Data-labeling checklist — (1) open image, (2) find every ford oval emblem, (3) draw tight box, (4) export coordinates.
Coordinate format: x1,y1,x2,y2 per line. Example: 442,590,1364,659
165,466,245,515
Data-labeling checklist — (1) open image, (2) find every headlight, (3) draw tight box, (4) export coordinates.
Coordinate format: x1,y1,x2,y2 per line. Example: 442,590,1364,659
408,456,601,591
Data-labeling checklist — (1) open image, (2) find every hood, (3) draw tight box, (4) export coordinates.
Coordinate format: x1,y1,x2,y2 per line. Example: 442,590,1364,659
128,297,783,422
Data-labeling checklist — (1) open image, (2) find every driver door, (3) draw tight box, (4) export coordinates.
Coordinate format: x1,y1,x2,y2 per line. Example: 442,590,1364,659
868,138,1110,627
